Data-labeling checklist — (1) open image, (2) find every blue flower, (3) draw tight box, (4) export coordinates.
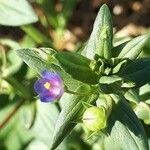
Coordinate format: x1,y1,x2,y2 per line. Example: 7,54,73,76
34,70,64,102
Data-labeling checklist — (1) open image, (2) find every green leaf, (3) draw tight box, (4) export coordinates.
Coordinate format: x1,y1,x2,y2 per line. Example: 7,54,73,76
134,102,150,124
0,39,20,49
55,52,99,84
0,96,66,149
140,36,150,57
20,35,36,48
0,99,33,150
113,36,131,47
139,85,150,103
4,76,29,97
99,75,122,84
124,89,140,104
82,4,113,59
112,59,128,74
138,83,150,104
124,83,150,104
112,40,128,56
36,0,57,28
119,58,150,87
62,0,77,23
105,94,149,150
0,39,22,76
31,101,90,149
16,48,56,73
0,0,38,26
29,101,63,148
16,48,86,91
118,35,149,60
21,25,53,47
50,85,99,149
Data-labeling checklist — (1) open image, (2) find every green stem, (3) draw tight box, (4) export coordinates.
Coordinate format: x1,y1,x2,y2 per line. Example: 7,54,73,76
21,25,53,47
0,99,25,130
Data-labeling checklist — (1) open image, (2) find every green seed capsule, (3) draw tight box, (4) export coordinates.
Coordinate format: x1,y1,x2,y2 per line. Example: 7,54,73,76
82,106,107,131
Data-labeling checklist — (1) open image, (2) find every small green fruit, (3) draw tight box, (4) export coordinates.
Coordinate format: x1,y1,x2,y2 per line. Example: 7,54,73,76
82,106,107,131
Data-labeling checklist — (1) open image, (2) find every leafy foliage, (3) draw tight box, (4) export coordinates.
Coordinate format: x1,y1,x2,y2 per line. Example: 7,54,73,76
120,58,150,87
51,86,98,149
82,4,113,59
0,3,150,150
55,52,99,84
118,35,149,60
0,0,38,26
105,94,148,150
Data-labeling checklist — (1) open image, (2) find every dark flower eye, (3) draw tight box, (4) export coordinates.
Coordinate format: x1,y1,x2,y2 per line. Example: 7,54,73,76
34,70,64,102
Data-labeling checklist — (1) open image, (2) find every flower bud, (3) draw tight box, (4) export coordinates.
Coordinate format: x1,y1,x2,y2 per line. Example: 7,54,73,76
82,106,107,131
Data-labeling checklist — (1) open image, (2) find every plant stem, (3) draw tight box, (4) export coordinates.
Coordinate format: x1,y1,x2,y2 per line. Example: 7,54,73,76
0,99,25,130
21,25,53,47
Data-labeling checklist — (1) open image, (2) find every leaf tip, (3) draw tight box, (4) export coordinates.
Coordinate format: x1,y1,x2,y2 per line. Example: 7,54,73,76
101,4,109,9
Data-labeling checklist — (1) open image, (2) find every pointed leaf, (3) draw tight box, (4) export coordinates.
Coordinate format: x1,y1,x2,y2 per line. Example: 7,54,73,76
118,35,149,60
16,48,56,73
99,75,122,84
134,102,150,123
55,52,99,84
112,59,127,74
119,58,150,87
82,4,113,59
124,89,140,104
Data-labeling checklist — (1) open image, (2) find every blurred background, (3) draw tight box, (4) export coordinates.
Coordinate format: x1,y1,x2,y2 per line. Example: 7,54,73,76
0,0,150,150
0,0,150,51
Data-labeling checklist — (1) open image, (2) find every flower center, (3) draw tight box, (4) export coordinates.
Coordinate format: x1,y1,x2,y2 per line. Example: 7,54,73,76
44,82,51,90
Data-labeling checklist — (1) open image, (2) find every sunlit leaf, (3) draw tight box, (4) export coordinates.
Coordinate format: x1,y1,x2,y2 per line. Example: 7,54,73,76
0,0,38,26
50,86,98,149
105,94,149,150
82,4,113,59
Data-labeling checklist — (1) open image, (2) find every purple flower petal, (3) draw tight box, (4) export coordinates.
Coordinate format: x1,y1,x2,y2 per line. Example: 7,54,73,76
34,70,64,103
41,70,56,79
42,70,62,85
39,94,54,103
34,78,50,94
34,80,43,94
50,86,64,99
